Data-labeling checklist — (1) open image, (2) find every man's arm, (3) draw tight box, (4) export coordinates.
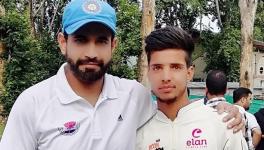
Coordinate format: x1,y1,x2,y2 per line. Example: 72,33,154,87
215,102,244,133
0,92,37,150
248,113,262,148
252,128,262,148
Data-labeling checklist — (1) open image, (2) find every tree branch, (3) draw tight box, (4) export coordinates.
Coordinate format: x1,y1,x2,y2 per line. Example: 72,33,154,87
49,0,61,32
215,0,223,29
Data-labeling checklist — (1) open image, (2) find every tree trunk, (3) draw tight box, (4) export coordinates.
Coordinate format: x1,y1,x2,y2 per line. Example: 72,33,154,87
49,1,61,33
38,0,46,35
138,0,155,87
215,0,223,29
239,0,258,89
29,0,36,37
0,4,5,94
0,4,5,16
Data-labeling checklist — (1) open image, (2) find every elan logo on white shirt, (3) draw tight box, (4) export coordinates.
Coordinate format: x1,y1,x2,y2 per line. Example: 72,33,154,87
186,128,208,149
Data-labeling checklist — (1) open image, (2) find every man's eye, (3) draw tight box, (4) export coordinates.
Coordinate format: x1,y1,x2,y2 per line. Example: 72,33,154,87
152,66,161,71
75,38,86,43
171,65,182,70
98,39,109,44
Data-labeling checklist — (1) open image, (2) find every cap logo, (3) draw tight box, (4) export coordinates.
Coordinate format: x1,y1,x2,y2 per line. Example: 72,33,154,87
82,0,101,14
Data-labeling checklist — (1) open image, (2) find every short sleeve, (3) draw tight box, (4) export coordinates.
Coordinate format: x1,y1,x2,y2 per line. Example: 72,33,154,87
247,113,260,130
0,92,37,150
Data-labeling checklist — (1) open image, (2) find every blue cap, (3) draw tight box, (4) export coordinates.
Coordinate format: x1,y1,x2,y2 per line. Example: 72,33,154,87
62,0,116,35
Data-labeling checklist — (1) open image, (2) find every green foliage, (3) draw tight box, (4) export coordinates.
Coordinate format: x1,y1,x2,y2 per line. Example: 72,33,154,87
108,0,141,79
1,0,17,12
202,27,241,81
219,27,241,81
254,1,264,41
0,10,63,115
202,0,264,81
155,0,201,30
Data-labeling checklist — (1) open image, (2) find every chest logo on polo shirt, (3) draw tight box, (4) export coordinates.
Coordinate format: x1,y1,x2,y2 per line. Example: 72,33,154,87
186,128,207,149
58,121,80,136
148,139,164,150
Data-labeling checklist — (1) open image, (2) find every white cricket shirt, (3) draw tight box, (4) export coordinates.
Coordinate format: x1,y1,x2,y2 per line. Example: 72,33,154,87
136,100,248,150
235,105,261,150
0,63,156,150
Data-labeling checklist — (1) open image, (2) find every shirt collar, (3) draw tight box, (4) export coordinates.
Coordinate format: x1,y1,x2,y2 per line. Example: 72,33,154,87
55,63,118,105
155,101,202,124
177,100,202,118
234,105,246,113
155,110,172,124
99,73,118,100
205,97,226,108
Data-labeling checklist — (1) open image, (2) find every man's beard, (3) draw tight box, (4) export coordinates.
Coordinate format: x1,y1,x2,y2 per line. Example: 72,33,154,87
157,96,177,104
152,87,186,105
152,91,177,104
65,54,111,84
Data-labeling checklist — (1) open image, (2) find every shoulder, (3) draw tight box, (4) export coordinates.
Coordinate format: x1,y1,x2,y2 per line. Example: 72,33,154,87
186,101,228,126
137,113,158,138
246,112,257,122
20,75,56,100
106,74,148,93
246,112,260,128
13,75,56,111
107,74,144,87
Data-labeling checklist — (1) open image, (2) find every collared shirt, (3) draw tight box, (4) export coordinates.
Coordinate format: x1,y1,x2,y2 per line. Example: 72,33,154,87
136,100,248,150
235,105,261,150
203,96,226,108
0,63,156,150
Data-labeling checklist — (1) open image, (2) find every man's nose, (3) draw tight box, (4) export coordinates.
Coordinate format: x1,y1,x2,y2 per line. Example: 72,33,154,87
161,69,171,83
84,43,98,59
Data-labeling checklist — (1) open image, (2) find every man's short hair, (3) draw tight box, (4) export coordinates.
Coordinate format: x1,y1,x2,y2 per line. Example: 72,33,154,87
144,26,194,67
206,70,227,95
233,87,252,103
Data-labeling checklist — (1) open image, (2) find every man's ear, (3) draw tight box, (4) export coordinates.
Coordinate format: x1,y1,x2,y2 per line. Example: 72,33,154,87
205,87,208,94
111,37,118,53
57,32,67,55
241,97,246,104
187,65,194,82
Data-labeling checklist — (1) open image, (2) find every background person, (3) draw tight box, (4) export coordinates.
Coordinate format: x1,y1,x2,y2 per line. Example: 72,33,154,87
233,87,262,150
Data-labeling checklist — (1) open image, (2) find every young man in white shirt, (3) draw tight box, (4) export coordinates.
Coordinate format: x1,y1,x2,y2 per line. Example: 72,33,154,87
233,87,262,150
136,26,247,150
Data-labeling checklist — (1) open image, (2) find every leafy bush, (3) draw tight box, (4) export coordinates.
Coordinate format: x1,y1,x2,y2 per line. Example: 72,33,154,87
0,11,63,116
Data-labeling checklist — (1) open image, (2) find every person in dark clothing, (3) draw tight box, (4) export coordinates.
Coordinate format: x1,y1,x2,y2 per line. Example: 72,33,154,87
254,108,264,150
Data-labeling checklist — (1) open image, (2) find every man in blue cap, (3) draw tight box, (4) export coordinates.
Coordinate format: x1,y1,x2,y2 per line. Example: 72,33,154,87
0,0,242,149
